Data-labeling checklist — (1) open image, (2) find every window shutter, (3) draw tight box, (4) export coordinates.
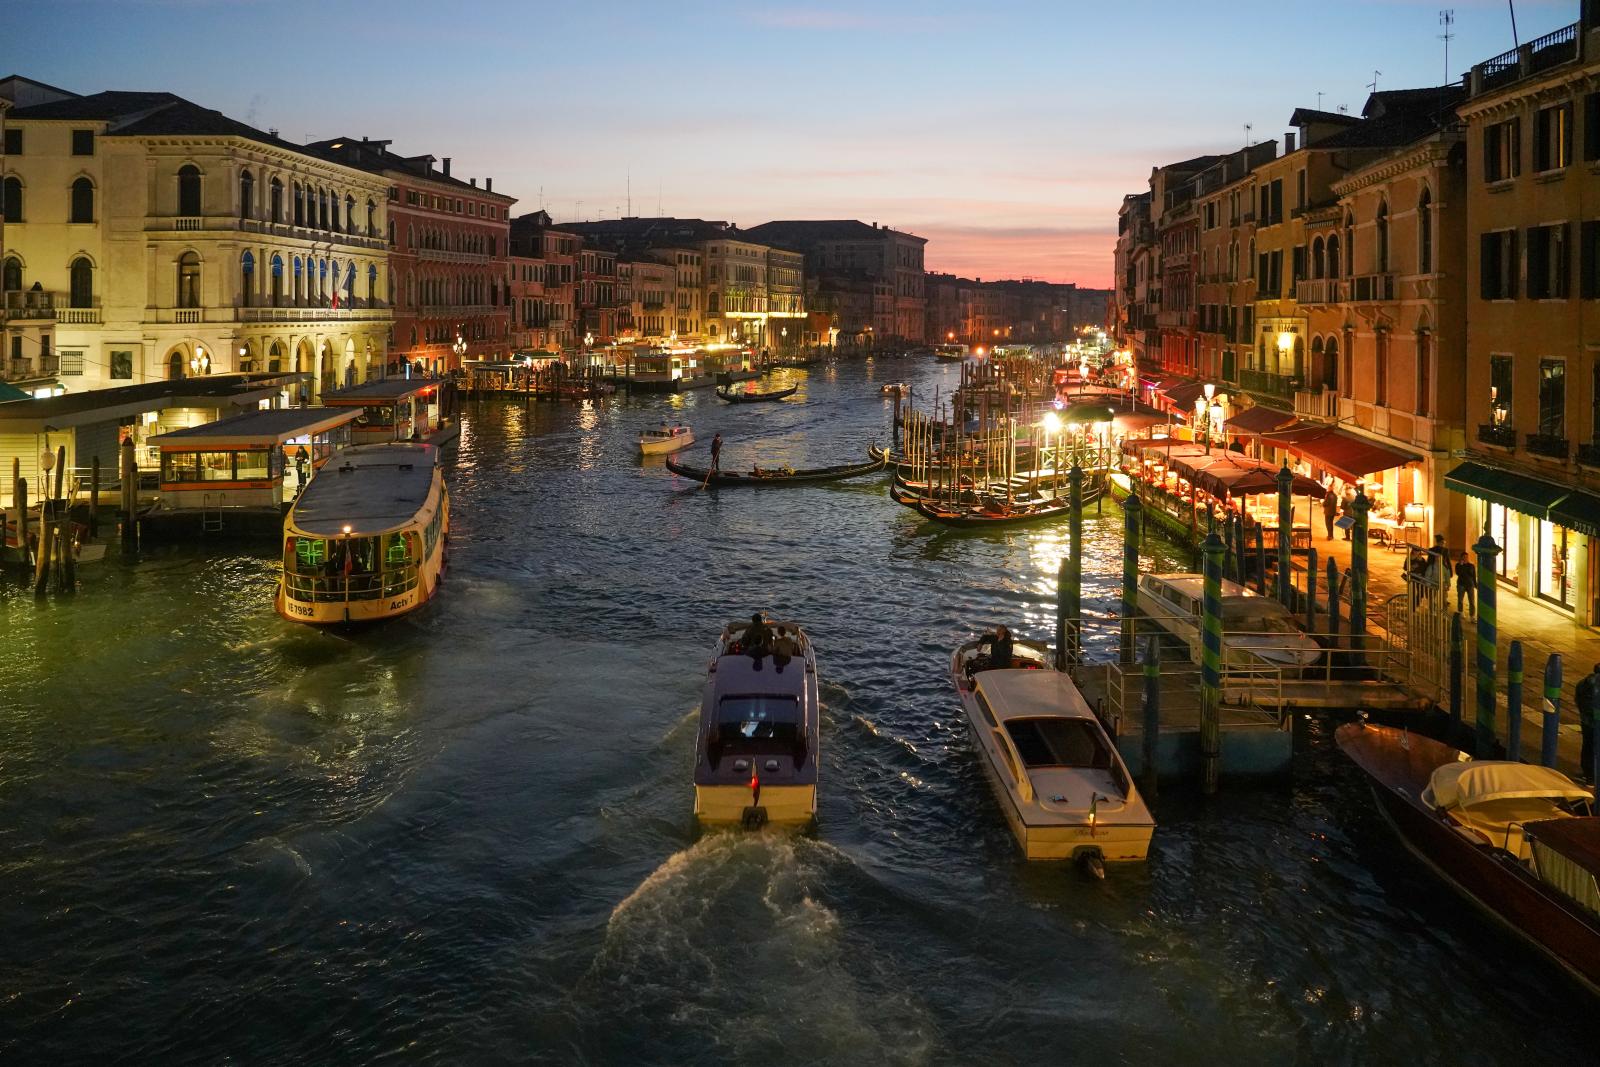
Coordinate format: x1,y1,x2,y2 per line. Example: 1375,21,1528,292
1508,230,1520,298
1481,233,1496,299
1511,118,1522,177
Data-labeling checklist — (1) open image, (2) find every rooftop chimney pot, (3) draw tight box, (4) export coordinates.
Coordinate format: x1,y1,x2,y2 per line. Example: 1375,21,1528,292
470,177,477,187
443,157,452,177
1285,131,1297,152
486,178,493,192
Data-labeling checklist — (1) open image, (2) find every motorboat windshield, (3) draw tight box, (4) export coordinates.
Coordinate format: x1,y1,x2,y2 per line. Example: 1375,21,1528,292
1004,717,1114,771
1222,602,1301,634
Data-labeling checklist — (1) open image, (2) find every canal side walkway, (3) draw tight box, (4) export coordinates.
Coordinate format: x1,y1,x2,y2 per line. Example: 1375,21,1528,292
1305,524,1598,781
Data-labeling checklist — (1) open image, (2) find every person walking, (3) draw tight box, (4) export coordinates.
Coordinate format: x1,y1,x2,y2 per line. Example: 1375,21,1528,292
1341,486,1357,540
1322,487,1337,541
1428,534,1451,603
1576,663,1600,783
710,432,723,472
1454,551,1476,616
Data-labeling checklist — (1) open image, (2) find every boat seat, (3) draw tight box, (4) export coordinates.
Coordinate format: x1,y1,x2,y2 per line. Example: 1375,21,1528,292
1446,800,1574,860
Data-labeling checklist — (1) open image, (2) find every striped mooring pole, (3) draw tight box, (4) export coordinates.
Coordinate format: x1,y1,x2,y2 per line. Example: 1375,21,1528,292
1350,488,1370,659
1276,462,1294,608
1449,612,1464,734
1474,531,1501,758
1541,653,1562,769
1506,640,1524,762
1121,492,1142,665
1200,530,1226,795
1327,557,1342,641
1068,463,1084,665
1142,633,1160,797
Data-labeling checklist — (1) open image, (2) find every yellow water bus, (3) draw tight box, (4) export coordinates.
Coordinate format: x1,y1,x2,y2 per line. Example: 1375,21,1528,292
275,442,448,625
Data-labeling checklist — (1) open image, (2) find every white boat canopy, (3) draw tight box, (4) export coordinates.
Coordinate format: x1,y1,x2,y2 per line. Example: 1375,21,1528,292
1424,761,1592,811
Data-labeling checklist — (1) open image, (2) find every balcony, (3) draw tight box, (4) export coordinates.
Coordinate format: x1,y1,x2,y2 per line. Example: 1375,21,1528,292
57,306,101,324
1478,423,1518,448
1347,273,1395,302
1526,432,1570,459
1295,279,1339,305
238,305,393,323
1577,442,1600,468
1294,388,1338,420
1240,367,1300,401
2,289,56,320
1473,22,1581,96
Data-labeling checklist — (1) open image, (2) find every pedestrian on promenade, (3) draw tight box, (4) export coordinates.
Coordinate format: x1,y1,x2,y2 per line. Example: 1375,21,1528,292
1341,486,1356,540
710,432,723,472
1576,663,1599,783
1454,551,1476,616
1429,534,1451,602
1322,488,1337,541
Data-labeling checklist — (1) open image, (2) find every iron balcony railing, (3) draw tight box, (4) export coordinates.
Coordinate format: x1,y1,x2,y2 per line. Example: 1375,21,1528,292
1475,21,1581,94
1477,423,1518,448
1578,442,1600,467
1526,432,1570,459
1240,367,1300,401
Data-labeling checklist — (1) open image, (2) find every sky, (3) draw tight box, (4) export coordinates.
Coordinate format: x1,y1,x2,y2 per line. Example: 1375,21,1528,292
6,0,1582,287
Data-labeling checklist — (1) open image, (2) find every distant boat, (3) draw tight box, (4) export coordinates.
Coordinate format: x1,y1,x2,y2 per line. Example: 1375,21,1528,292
694,617,820,828
664,449,885,486
1338,722,1600,994
276,442,448,625
715,384,798,403
933,343,969,362
637,422,695,456
950,635,1154,869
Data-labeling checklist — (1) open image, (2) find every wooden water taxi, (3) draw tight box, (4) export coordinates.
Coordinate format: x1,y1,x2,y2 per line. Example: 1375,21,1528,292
951,635,1154,869
275,442,448,625
1137,572,1323,671
694,617,820,828
637,422,695,456
1338,722,1600,994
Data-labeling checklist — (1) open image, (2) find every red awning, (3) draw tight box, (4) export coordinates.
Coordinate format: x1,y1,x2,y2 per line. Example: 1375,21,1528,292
1262,425,1421,482
1154,377,1208,412
1225,405,1297,436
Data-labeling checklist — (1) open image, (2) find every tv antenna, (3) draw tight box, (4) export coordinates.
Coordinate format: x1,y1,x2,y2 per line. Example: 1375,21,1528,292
1316,91,1325,110
1508,0,1519,48
1244,122,1252,147
1368,70,1382,94
1440,10,1456,83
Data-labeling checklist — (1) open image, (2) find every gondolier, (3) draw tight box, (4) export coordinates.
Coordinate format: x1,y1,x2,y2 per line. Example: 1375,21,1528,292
710,433,722,472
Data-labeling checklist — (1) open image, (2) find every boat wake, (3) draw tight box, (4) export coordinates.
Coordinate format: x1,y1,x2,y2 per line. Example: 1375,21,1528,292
572,833,939,1065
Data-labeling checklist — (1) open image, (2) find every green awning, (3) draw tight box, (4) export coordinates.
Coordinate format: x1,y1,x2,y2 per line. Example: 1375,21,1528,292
1060,402,1118,424
1551,489,1600,537
0,381,29,402
1445,460,1569,518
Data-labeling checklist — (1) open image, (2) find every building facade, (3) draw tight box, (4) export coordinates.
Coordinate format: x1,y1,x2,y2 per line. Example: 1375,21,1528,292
743,220,925,344
1,80,392,399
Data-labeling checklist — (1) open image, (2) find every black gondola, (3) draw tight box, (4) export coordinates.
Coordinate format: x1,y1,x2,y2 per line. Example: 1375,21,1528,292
665,449,886,486
715,384,799,403
913,482,1104,527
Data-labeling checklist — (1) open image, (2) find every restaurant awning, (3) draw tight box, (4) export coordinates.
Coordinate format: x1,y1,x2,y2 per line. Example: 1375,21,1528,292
1444,460,1570,519
1550,490,1600,537
1155,377,1208,412
1226,405,1297,436
1262,425,1420,482
1194,461,1327,499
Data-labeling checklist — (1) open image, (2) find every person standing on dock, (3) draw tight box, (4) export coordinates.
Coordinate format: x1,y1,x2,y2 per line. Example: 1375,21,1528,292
1322,487,1337,541
710,433,723,472
1455,551,1476,617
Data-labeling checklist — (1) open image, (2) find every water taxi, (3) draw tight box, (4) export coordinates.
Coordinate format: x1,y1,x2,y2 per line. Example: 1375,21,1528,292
951,635,1154,870
1338,722,1600,993
275,442,448,625
693,617,820,828
933,343,969,362
1137,572,1323,671
637,421,695,456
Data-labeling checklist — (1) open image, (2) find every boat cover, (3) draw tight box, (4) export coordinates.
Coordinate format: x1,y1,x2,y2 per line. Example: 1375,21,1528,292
1424,761,1592,810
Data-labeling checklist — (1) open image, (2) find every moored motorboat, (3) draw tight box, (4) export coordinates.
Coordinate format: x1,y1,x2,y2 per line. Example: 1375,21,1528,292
1337,722,1600,993
1137,572,1323,671
276,442,448,625
950,635,1155,867
637,421,695,455
694,617,820,828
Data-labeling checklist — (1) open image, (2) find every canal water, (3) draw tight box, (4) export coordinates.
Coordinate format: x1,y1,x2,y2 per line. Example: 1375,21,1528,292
2,358,1593,1065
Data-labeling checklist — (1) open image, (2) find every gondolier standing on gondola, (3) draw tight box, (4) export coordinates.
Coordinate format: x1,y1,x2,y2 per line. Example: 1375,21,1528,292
710,433,723,472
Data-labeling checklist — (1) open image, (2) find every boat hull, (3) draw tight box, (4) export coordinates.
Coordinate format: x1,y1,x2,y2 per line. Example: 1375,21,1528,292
1339,724,1600,994
695,783,816,827
638,432,694,455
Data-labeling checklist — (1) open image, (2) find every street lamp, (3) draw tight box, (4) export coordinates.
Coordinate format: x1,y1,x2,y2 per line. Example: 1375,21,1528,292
452,331,467,374
189,345,210,376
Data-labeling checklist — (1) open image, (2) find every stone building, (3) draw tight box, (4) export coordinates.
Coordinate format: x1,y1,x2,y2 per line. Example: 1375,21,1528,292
742,220,925,344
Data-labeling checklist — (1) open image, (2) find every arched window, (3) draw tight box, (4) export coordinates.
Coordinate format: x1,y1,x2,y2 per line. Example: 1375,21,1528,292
69,256,93,308
168,350,185,380
366,199,376,236
1375,200,1390,273
318,189,329,230
367,263,378,305
707,290,720,313
239,169,254,219
268,340,284,374
177,251,201,308
1418,188,1433,273
1326,234,1341,279
407,225,415,249
345,195,355,233
1323,335,1341,392
2,256,21,291
1343,213,1355,276
238,341,256,373
269,177,283,223
2,176,23,221
177,164,202,216
241,250,255,307
69,177,94,223
292,255,303,304
1311,236,1325,279
270,254,284,306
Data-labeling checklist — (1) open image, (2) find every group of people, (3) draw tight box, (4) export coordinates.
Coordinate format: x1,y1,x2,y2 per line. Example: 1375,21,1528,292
739,613,799,673
1404,534,1480,616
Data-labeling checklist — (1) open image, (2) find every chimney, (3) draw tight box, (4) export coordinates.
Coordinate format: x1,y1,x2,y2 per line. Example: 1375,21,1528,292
470,177,477,187
486,178,493,192
442,157,452,177
1285,131,1297,152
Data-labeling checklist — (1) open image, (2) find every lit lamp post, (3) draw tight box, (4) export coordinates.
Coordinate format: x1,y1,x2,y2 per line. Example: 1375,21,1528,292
1276,329,1295,380
189,345,210,377
452,331,467,375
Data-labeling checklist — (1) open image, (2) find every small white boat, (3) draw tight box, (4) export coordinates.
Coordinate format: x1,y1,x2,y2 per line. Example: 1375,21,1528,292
1137,572,1323,671
951,635,1155,868
880,382,908,396
638,421,695,455
693,617,820,828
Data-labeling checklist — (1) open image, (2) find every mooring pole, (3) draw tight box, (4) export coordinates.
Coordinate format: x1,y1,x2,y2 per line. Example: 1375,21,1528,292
1200,530,1226,795
1142,633,1160,797
1252,523,1266,596
1506,640,1524,761
1067,463,1084,665
1055,555,1069,672
1449,612,1464,734
1350,488,1370,662
1474,531,1501,759
89,456,100,539
1223,511,1236,584
1541,653,1562,769
120,436,138,544
1305,546,1318,633
1121,492,1141,666
1276,462,1294,607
